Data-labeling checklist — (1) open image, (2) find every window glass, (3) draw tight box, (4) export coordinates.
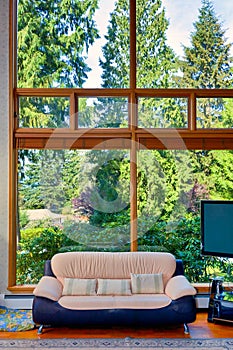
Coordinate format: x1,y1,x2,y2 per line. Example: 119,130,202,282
136,0,233,89
85,0,130,88
19,97,70,128
17,0,129,89
137,149,233,283
14,0,233,289
197,98,233,129
78,97,128,128
17,149,130,284
138,97,188,128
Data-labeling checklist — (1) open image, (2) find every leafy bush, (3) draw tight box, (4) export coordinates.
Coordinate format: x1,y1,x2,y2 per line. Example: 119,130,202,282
17,221,130,284
20,227,45,240
17,226,64,284
17,214,233,285
138,213,233,283
62,220,130,251
19,210,30,229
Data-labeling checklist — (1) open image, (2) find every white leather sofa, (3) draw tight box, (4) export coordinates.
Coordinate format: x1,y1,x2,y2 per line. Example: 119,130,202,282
33,251,197,334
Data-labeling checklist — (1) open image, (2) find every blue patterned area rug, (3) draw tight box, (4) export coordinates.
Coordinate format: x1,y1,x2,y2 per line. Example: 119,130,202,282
0,338,233,350
0,307,35,332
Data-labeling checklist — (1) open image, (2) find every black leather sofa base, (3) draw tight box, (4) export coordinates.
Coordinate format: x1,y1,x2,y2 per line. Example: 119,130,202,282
33,294,196,328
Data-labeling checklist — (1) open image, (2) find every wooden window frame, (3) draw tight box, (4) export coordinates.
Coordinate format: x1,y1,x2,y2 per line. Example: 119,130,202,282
9,0,233,292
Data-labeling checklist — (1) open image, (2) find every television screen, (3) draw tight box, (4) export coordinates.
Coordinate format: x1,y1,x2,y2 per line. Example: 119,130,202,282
201,200,233,258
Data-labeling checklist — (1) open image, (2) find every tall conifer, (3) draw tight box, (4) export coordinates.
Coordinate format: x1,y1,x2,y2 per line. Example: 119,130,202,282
18,0,99,88
180,0,232,89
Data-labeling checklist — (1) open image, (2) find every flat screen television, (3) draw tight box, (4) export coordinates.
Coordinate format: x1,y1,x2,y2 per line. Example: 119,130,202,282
201,200,233,258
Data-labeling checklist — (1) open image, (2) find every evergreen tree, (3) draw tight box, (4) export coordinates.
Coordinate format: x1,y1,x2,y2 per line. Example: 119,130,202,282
75,150,130,227
207,150,233,200
18,151,44,210
19,150,67,212
136,0,177,89
18,0,99,129
100,0,129,89
100,0,177,89
99,0,185,128
137,150,194,223
62,150,82,205
39,150,67,213
18,0,99,88
180,0,233,202
17,0,100,213
180,0,232,89
179,0,233,127
96,0,191,225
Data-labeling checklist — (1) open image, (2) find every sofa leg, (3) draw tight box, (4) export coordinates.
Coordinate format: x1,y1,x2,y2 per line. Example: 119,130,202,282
37,325,44,335
184,323,189,334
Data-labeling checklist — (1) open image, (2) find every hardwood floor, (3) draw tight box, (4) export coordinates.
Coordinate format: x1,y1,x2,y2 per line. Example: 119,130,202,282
0,311,232,339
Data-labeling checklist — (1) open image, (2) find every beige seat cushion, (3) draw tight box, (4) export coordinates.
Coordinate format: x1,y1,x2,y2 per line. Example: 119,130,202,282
58,294,172,310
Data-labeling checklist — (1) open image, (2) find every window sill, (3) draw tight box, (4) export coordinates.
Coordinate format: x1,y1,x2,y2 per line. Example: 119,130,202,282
7,285,36,294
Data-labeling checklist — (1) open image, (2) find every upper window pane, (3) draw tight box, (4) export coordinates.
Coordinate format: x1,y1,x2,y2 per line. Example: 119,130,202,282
19,97,69,128
17,0,100,88
136,0,233,89
17,0,129,89
138,97,188,128
78,97,128,128
17,0,233,90
197,97,233,129
85,0,130,88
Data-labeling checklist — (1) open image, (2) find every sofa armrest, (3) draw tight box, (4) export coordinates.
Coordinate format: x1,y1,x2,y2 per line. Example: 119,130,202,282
165,275,197,300
33,276,63,301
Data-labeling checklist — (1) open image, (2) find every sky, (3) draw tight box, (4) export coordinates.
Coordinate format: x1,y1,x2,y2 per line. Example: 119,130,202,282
84,0,233,88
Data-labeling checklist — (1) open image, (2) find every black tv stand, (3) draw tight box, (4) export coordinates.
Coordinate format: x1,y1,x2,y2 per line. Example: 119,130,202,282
208,277,233,323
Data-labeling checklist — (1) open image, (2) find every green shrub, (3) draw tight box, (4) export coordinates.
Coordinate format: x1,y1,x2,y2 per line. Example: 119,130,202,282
16,226,64,284
17,214,233,285
19,210,30,229
20,227,45,240
138,213,233,283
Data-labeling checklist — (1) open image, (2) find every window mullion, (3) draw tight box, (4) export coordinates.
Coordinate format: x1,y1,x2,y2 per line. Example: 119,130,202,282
129,0,138,251
189,92,197,131
70,93,78,130
130,0,136,90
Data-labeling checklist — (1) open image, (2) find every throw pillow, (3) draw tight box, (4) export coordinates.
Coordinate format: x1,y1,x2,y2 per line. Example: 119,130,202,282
62,278,96,296
97,279,132,295
131,273,164,294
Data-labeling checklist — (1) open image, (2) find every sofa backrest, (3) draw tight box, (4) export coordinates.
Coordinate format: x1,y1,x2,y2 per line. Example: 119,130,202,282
51,251,176,287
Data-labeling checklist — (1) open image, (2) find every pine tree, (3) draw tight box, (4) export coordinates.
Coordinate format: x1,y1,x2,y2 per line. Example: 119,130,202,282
179,0,233,128
18,0,99,130
18,0,99,88
180,0,233,202
97,0,191,224
180,0,232,89
100,0,177,89
136,0,177,89
99,0,185,129
100,0,129,89
19,150,67,212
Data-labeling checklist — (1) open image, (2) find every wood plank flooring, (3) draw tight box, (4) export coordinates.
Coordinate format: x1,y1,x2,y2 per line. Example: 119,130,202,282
0,311,232,339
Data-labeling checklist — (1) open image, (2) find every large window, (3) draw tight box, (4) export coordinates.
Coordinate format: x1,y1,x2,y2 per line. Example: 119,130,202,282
9,0,233,291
